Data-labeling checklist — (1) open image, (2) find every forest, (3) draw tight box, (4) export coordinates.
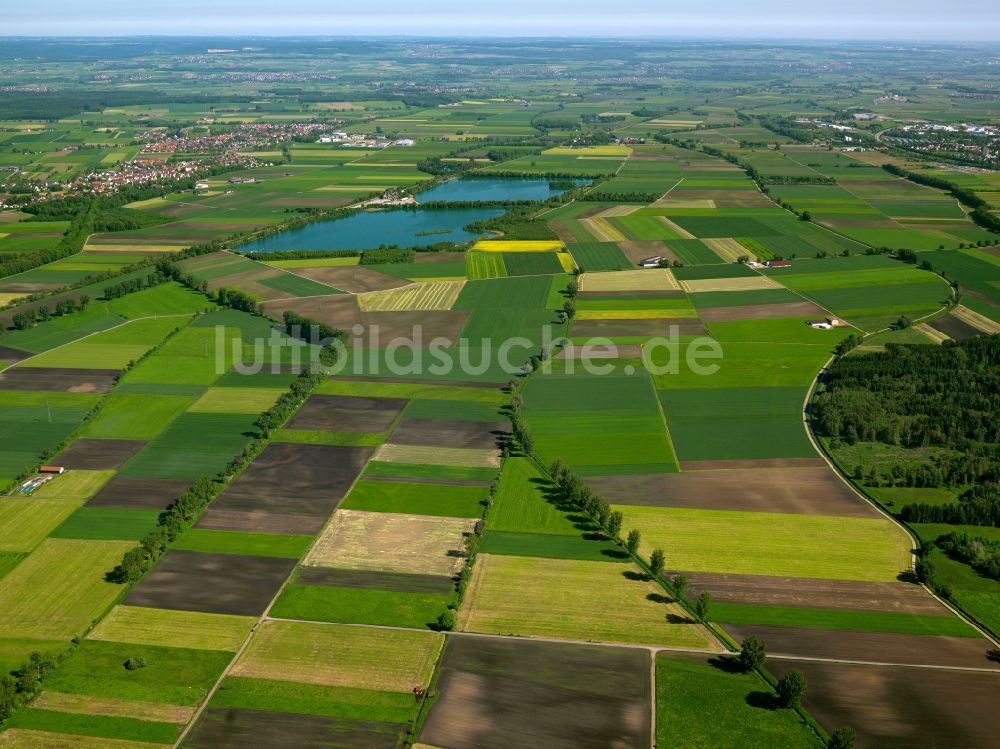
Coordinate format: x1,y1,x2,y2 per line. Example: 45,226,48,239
813,336,1000,486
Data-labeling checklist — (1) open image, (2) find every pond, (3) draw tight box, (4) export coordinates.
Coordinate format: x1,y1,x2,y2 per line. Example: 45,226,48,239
237,207,505,253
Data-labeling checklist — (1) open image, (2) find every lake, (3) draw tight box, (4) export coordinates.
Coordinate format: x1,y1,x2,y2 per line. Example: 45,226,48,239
237,207,505,253
417,177,581,203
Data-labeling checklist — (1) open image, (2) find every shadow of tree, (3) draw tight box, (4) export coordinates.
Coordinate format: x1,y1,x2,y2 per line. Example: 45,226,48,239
707,656,744,674
746,691,780,710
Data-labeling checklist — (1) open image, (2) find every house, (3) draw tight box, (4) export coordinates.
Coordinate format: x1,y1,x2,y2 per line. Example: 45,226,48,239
639,256,663,268
39,465,65,474
194,182,210,191
765,259,792,268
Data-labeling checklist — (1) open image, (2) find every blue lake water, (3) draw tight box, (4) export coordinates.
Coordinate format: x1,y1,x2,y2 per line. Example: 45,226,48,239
237,207,505,253
417,177,580,203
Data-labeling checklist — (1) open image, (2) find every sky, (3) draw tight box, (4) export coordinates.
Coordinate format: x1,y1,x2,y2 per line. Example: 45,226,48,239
4,0,1000,41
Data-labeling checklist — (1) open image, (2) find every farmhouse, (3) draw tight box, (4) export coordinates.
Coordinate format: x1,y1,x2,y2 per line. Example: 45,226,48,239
39,465,65,474
639,256,663,268
765,259,792,268
807,316,847,330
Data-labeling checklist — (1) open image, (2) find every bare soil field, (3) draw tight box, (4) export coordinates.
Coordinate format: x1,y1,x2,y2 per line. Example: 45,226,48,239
197,443,372,534
124,550,296,616
359,310,470,346
415,251,467,264
679,458,826,470
768,659,1000,749
305,509,475,577
295,566,455,595
926,313,984,341
698,301,827,322
86,476,192,509
556,344,644,360
674,571,948,614
284,394,407,432
293,266,411,293
420,636,651,749
0,367,119,393
389,418,508,450
261,294,359,330
57,439,147,471
722,623,999,669
186,708,402,749
587,467,876,517
951,304,1000,334
0,345,31,364
571,317,708,337
617,240,678,266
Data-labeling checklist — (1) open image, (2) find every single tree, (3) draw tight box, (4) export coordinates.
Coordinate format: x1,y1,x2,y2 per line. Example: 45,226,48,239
695,590,711,620
672,573,688,602
626,529,641,554
649,549,665,579
827,727,856,749
738,634,766,672
607,510,623,538
776,669,806,708
436,609,457,632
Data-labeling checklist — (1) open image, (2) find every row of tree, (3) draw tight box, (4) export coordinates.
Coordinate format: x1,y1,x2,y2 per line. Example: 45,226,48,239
108,369,325,585
900,484,1000,527
11,295,90,330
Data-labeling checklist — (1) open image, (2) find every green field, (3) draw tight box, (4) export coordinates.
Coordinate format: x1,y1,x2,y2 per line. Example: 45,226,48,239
0,540,135,641
460,554,712,647
340,479,486,518
211,676,417,723
88,606,255,652
270,584,453,629
524,370,678,474
617,505,911,582
44,640,232,706
655,654,821,748
172,529,313,558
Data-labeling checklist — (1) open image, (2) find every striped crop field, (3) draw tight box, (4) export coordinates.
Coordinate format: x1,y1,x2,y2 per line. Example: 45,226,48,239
358,280,466,311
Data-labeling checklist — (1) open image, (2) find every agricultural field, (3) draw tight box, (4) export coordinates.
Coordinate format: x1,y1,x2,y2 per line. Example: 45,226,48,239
1,37,999,749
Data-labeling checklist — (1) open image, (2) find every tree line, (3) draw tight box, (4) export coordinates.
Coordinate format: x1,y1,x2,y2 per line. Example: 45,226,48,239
883,164,1000,234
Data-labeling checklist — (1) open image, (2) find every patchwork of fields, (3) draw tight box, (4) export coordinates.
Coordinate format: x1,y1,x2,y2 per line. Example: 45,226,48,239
1,81,998,749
